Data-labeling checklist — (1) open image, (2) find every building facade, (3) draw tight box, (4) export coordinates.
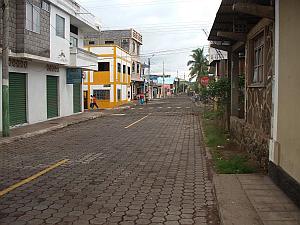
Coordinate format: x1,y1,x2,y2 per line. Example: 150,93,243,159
209,0,300,206
0,0,99,131
208,46,228,78
83,45,131,109
84,29,143,99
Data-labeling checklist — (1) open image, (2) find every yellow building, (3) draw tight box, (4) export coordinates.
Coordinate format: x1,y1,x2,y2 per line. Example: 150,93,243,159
83,45,131,109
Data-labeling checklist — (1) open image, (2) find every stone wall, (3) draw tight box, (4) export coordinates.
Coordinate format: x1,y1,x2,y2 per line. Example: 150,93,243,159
0,0,17,52
230,116,269,171
0,0,50,58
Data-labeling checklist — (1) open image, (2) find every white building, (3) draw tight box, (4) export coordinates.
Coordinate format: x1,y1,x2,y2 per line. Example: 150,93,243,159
0,0,100,131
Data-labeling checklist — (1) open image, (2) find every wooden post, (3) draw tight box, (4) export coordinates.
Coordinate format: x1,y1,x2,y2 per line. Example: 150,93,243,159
231,52,240,117
226,52,232,131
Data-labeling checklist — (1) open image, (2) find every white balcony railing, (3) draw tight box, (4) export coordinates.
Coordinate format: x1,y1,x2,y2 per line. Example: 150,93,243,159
69,47,98,71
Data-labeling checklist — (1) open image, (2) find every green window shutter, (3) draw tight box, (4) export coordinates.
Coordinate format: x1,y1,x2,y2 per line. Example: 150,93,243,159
9,73,27,126
47,76,58,119
73,84,81,113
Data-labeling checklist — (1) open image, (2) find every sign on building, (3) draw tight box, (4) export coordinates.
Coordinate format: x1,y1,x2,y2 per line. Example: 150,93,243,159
67,68,82,84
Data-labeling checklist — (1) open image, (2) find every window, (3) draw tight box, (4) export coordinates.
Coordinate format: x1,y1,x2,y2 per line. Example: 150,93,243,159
105,41,114,44
26,2,40,33
93,90,110,100
70,36,78,47
98,62,110,71
132,62,135,73
56,15,65,38
70,24,78,35
41,1,50,12
133,42,136,53
137,63,140,74
123,65,126,74
121,39,129,49
117,89,121,100
117,63,121,73
89,41,95,45
128,67,131,75
251,33,264,84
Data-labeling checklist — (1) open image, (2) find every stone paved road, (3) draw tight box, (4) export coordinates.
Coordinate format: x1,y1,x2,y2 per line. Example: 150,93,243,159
0,96,219,225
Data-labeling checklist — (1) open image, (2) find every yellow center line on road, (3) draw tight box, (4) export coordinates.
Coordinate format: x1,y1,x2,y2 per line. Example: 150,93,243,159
0,159,69,197
124,114,151,129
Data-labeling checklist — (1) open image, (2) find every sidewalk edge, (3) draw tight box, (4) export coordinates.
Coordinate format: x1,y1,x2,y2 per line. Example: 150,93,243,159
0,113,104,145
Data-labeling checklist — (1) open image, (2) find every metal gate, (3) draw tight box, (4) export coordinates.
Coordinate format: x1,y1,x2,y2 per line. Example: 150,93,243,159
47,76,58,119
9,73,27,126
73,84,81,113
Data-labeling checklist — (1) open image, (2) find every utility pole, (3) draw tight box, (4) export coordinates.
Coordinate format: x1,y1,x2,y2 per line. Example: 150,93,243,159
2,0,10,137
162,61,165,98
148,58,150,98
176,70,178,95
183,73,186,94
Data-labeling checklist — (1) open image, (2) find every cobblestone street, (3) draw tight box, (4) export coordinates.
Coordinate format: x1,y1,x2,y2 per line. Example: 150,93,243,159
0,96,219,225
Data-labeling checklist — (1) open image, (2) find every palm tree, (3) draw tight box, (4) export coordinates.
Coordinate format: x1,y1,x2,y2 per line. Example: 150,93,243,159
187,48,208,81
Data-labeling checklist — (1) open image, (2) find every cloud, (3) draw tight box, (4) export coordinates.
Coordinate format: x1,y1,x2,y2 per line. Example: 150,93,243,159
79,0,221,79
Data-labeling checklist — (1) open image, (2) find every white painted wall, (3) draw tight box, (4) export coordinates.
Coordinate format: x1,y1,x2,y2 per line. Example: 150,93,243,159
50,5,70,65
122,85,127,101
90,46,114,55
0,60,79,131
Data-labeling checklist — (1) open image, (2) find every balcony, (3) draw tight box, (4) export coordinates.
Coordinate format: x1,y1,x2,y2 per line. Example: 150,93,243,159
131,29,143,45
69,47,98,71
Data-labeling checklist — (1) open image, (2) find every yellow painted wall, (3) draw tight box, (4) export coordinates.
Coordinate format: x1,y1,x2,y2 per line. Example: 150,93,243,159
277,0,300,182
93,72,111,84
84,45,131,109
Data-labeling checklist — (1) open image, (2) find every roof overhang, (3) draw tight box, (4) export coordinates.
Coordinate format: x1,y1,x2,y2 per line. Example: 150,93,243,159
208,0,274,48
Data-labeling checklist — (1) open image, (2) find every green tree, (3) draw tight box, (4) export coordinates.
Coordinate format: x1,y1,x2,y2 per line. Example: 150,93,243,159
187,48,208,81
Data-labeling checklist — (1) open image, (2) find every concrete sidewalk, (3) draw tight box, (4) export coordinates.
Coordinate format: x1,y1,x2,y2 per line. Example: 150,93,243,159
214,174,300,225
0,111,104,145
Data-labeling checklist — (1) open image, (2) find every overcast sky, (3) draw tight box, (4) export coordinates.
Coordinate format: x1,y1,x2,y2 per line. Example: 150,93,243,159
78,0,221,79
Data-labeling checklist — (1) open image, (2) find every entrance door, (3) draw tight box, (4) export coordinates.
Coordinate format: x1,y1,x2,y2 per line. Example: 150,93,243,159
73,84,82,113
47,76,58,119
83,91,88,109
9,73,27,126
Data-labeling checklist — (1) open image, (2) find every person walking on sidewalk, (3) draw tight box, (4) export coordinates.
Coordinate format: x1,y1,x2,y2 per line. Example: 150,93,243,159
140,93,145,105
90,95,94,109
93,95,99,109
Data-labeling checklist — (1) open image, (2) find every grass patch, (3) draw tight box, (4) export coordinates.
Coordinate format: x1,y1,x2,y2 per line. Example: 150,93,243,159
213,151,255,174
204,122,226,148
202,108,256,174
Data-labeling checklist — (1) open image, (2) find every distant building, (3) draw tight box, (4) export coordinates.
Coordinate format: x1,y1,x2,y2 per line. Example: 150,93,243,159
146,75,174,98
83,45,131,109
208,46,228,78
84,29,143,99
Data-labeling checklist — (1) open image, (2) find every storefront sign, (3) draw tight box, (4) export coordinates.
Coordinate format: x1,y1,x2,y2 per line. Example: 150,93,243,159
67,68,82,84
9,58,28,68
47,64,59,72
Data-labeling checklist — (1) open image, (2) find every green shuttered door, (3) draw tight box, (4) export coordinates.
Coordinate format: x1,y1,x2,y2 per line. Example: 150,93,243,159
73,84,81,113
47,76,58,119
9,73,27,126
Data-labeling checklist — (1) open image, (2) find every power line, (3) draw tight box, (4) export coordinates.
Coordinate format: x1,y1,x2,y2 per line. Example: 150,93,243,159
82,0,196,9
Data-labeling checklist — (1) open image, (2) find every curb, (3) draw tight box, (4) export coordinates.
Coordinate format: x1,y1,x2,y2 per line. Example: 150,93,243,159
197,105,222,224
0,113,104,145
